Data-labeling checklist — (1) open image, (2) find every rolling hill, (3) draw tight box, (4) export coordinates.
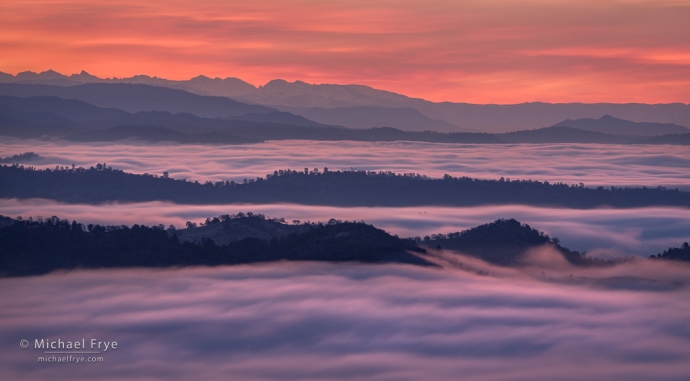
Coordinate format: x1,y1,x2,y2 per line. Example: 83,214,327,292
552,115,689,136
500,126,627,144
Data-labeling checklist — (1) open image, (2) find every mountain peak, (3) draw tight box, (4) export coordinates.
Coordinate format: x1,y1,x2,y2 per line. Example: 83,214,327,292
71,70,100,80
599,114,619,121
190,74,212,82
15,71,39,79
42,69,64,77
262,79,289,88
15,69,67,80
131,74,153,80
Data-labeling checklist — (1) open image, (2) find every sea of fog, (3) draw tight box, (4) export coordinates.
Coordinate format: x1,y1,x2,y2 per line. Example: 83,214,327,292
2,262,690,381
2,139,690,258
1,200,688,258
2,140,690,380
2,139,690,189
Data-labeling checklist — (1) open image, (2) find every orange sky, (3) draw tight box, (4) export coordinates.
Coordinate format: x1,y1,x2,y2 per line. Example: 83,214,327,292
1,0,689,103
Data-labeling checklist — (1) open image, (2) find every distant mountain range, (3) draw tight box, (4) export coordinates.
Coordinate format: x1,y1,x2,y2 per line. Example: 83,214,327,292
277,106,471,132
0,83,273,118
631,134,690,145
499,126,627,144
64,126,259,145
2,70,690,133
553,115,688,136
61,126,502,144
0,95,340,137
1,94,688,144
0,69,256,98
0,81,469,133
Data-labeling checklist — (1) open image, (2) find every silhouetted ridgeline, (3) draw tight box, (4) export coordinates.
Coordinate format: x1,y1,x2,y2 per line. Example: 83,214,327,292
63,125,500,144
553,115,689,136
0,152,39,163
173,213,313,245
2,213,683,277
499,126,626,144
64,126,259,144
1,164,689,208
0,214,429,277
650,242,690,261
631,133,690,145
420,219,612,266
3,95,690,144
5,76,690,133
0,84,275,118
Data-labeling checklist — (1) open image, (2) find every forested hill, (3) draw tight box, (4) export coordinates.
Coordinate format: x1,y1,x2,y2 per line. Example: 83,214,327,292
1,164,689,208
2,213,687,277
420,219,595,266
650,242,690,261
0,215,430,277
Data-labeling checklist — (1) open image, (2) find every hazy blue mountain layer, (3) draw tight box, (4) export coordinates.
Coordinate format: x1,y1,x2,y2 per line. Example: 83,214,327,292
3,71,690,133
553,114,688,136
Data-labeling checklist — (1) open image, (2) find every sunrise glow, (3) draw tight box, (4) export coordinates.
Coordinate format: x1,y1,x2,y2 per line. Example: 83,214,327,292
2,0,690,103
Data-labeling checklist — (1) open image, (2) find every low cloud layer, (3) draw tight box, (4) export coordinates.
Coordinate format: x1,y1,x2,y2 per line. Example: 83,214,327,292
2,199,688,257
2,140,689,257
1,263,690,380
2,140,690,189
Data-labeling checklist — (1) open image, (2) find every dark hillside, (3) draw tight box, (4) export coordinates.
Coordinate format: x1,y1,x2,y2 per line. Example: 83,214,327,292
630,133,690,145
1,165,689,208
64,125,259,144
0,152,39,163
175,214,312,245
0,215,431,277
421,219,593,266
500,126,626,144
650,243,690,261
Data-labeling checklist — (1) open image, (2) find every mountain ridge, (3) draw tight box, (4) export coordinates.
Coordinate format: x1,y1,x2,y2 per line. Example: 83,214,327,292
3,70,690,133
0,83,274,119
2,95,688,144
553,114,689,136
4,213,686,277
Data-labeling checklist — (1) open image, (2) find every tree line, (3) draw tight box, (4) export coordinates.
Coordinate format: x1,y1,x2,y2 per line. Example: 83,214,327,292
1,164,689,208
2,213,687,277
0,214,429,277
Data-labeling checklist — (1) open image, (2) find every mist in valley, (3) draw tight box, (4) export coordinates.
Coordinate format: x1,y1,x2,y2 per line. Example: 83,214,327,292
2,140,689,189
1,260,689,381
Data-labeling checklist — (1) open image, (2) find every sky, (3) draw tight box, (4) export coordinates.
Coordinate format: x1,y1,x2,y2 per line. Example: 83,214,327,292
1,0,690,103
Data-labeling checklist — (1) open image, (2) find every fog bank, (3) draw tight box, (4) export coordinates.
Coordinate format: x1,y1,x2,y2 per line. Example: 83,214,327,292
2,199,688,257
1,263,689,381
2,140,689,189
